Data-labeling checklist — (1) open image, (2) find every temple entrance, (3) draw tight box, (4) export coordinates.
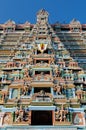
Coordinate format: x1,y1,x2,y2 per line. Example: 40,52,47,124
35,71,50,75
37,49,48,54
31,111,52,125
36,60,49,64
34,87,50,93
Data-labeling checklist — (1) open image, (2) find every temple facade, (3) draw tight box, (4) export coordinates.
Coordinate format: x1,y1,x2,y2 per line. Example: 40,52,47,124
0,9,86,130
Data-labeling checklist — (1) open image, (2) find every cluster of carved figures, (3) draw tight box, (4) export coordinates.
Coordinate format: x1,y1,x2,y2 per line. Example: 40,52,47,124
55,105,68,122
13,106,31,124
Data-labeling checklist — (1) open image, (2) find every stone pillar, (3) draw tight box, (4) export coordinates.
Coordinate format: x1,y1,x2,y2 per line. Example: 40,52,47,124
52,111,55,125
9,88,12,99
72,88,75,98
66,112,70,122
66,89,68,98
50,70,52,76
2,76,4,82
85,78,86,82
69,112,72,122
83,91,86,100
18,88,20,99
81,84,83,88
31,88,34,95
51,88,54,95
28,111,31,125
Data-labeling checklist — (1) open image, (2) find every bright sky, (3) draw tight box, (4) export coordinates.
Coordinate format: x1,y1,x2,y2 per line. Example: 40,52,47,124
0,0,86,24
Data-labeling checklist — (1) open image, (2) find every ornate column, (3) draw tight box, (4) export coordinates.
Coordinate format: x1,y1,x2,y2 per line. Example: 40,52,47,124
51,88,54,95
52,110,55,125
9,88,12,99
31,88,34,96
72,88,75,98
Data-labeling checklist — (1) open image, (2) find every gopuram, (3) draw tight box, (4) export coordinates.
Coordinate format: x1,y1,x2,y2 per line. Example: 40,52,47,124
0,9,86,130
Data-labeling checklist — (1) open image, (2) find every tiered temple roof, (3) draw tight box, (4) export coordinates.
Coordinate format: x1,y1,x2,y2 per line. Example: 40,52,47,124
0,9,85,129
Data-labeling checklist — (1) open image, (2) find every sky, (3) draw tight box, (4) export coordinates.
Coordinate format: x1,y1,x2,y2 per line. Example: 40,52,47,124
0,0,86,24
